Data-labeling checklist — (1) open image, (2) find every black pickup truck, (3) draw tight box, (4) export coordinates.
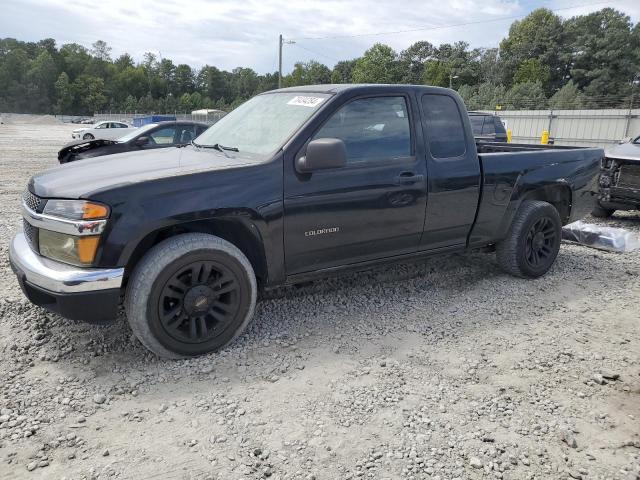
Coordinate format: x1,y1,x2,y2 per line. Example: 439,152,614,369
10,85,603,358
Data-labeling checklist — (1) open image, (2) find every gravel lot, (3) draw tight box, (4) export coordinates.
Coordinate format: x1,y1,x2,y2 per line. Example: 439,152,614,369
0,116,639,480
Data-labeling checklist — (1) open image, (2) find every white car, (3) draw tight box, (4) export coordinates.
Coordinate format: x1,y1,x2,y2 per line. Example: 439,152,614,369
71,121,133,140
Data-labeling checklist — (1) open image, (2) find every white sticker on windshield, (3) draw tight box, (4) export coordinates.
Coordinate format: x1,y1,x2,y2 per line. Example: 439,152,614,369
287,96,325,108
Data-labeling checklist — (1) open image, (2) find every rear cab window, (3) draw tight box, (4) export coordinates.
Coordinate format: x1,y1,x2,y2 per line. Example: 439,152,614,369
421,94,467,158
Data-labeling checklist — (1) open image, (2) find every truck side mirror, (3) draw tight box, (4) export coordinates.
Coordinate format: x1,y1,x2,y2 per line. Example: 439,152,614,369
296,138,347,173
135,136,150,147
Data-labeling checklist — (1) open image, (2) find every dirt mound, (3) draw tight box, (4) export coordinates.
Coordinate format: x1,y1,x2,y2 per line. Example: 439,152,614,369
0,113,62,125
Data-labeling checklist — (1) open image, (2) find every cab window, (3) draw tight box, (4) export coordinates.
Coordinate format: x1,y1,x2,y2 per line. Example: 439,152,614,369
422,94,466,158
313,96,411,163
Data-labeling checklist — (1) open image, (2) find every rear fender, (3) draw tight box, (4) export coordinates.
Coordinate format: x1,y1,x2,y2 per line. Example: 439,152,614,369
497,180,572,240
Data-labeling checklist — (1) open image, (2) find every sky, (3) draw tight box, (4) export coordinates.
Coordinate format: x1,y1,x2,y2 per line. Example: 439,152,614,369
2,0,639,74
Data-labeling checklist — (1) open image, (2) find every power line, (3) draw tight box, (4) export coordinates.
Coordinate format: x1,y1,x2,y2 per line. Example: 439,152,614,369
291,43,341,63
290,1,612,41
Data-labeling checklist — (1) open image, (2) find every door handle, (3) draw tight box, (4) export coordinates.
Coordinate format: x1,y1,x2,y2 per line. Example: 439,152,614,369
394,172,424,185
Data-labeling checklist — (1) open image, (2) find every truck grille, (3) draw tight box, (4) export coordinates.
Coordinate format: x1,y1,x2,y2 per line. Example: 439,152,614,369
22,189,43,212
23,218,39,252
616,164,640,189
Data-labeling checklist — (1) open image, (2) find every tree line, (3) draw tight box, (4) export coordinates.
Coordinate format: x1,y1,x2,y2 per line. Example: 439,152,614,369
0,7,638,115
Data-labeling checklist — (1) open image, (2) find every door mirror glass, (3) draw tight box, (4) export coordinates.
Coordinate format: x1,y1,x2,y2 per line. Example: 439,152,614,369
296,138,347,173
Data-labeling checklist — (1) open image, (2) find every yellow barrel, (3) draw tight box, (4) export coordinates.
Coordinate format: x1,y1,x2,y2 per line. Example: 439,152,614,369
540,130,550,145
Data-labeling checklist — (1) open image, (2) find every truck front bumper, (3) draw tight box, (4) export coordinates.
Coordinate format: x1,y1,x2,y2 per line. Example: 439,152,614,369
9,233,124,323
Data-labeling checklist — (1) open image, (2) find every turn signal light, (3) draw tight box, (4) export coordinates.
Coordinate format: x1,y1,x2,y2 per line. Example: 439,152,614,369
43,199,110,220
82,203,110,220
77,236,101,264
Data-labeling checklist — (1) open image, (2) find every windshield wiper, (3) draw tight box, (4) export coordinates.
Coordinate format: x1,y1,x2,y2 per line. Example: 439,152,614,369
216,144,239,152
191,140,239,157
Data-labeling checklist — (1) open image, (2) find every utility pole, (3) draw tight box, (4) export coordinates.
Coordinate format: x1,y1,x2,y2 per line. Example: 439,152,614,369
278,35,283,89
623,73,639,138
449,73,459,89
278,34,295,89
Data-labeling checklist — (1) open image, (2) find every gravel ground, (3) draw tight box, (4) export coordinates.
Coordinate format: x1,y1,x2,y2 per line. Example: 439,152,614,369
0,118,639,480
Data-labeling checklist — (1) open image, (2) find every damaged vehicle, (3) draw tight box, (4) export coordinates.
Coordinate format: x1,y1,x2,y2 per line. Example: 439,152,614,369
59,121,210,163
593,135,640,217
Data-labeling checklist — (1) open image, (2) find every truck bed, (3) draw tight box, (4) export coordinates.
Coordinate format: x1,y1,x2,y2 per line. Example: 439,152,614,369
469,142,604,248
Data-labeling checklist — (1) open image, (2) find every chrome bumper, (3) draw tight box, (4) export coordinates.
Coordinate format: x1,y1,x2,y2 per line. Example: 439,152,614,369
9,232,124,294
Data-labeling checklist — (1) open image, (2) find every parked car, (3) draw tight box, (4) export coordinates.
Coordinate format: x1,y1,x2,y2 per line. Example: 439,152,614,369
10,84,603,358
59,121,210,163
71,120,131,140
592,135,640,217
469,111,508,142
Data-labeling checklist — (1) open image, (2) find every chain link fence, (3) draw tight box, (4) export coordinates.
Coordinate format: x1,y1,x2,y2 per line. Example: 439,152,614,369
92,111,226,125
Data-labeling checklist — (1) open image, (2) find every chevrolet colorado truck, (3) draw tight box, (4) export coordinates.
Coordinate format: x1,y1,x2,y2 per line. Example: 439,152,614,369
9,85,603,358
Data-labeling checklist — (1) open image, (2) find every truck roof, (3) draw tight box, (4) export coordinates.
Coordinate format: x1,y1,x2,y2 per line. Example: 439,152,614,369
267,84,453,95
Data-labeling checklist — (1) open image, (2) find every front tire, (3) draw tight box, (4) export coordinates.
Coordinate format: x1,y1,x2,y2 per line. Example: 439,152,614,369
83,133,94,140
125,233,257,358
496,200,562,278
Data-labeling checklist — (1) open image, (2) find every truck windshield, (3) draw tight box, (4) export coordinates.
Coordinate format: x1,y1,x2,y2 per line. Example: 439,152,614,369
194,92,330,156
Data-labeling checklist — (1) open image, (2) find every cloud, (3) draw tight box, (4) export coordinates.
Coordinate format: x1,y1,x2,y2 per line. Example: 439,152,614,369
1,0,638,73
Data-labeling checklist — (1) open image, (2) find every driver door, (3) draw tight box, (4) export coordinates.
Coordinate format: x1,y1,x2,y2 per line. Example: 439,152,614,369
283,94,427,274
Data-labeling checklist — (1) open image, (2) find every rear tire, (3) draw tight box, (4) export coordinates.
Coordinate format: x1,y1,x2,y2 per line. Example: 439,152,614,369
125,233,257,359
496,200,562,278
83,133,94,140
591,204,615,218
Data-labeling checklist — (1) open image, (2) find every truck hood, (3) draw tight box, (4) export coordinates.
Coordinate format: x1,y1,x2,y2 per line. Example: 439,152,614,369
605,142,640,162
30,146,256,198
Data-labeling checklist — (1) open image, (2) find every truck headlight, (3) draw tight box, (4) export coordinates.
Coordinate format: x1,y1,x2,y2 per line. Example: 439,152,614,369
39,230,101,266
43,200,109,220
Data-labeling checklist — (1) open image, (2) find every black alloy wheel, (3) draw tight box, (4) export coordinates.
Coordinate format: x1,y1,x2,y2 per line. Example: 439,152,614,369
495,200,562,278
524,217,557,269
159,260,240,344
